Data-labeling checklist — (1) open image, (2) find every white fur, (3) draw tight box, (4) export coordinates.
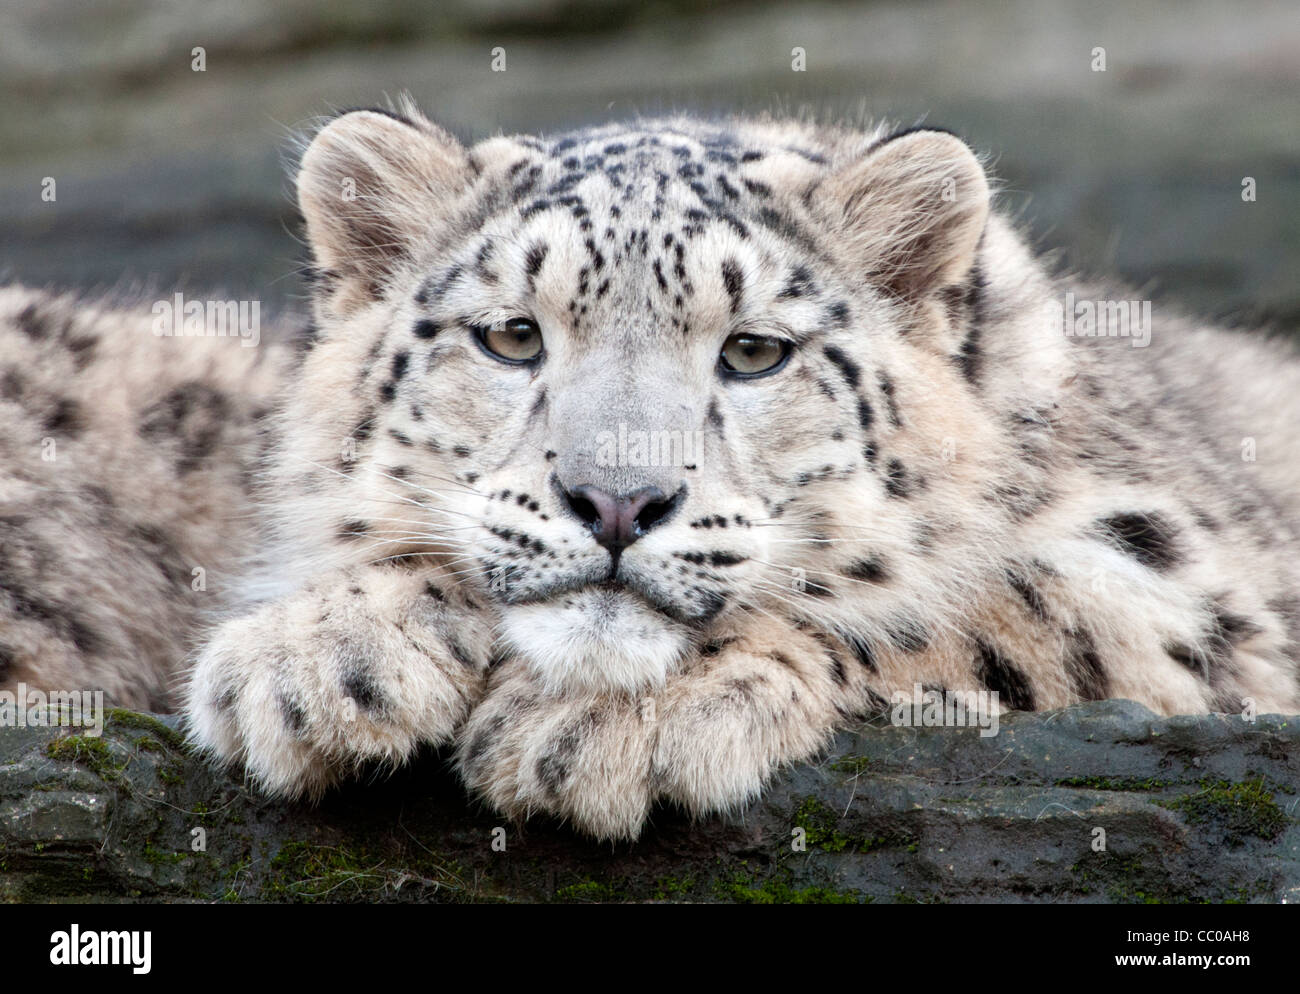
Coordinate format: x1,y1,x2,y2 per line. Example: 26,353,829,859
500,591,690,697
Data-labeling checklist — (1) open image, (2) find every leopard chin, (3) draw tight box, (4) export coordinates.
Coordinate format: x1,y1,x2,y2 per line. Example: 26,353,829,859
499,587,691,697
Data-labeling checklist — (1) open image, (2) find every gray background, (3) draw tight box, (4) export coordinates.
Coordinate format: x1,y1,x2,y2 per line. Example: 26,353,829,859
1,0,1296,329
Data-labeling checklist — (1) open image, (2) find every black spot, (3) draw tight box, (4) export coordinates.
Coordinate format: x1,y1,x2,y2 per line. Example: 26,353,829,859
777,265,815,299
390,351,410,380
876,371,900,427
975,641,1035,710
338,519,370,540
64,333,98,368
536,719,587,797
954,264,987,383
1167,602,1261,681
720,260,744,314
0,367,23,399
16,303,52,339
857,398,874,431
447,638,476,669
825,301,850,327
709,551,746,567
413,319,441,340
137,382,230,475
803,578,834,597
524,242,549,282
652,258,668,291
278,694,306,734
694,590,727,624
1164,642,1203,680
845,556,888,583
1064,629,1109,701
1006,569,1048,621
43,398,83,436
342,666,382,712
707,397,724,432
1095,512,1180,571
846,633,877,671
884,459,910,498
822,345,861,389
885,619,928,653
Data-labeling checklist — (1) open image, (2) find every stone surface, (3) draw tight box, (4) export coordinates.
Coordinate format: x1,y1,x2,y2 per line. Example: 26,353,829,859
2,701,1296,903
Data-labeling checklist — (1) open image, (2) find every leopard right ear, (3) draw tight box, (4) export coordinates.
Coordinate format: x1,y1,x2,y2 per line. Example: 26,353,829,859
815,127,989,304
297,106,471,317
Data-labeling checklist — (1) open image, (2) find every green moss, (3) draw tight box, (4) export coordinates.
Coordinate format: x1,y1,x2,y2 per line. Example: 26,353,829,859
554,879,620,902
264,841,472,903
1054,776,1175,791
1157,778,1289,842
651,875,697,900
793,796,852,851
792,795,917,854
104,709,188,751
142,841,188,865
134,736,166,754
715,872,865,904
829,756,872,776
1068,853,1203,904
156,764,186,786
45,734,123,782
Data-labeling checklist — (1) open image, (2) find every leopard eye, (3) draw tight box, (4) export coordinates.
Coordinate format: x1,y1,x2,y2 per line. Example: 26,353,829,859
719,333,791,378
478,317,543,364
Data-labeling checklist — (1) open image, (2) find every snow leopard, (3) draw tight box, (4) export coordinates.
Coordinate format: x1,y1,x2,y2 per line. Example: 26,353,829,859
3,100,1298,839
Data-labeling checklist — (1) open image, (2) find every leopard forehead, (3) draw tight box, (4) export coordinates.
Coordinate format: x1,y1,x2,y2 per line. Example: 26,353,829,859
411,119,866,347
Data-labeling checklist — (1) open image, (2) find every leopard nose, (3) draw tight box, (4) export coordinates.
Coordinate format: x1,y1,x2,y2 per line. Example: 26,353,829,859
560,484,683,550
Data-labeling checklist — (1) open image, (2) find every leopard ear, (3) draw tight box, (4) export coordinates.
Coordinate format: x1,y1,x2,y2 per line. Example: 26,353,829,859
818,128,989,302
297,106,470,316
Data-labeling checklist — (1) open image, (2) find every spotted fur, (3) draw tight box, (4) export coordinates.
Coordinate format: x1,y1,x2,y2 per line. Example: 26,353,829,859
4,98,1300,839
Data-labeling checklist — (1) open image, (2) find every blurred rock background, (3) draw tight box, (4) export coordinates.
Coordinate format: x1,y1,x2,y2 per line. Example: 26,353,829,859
1,0,1296,329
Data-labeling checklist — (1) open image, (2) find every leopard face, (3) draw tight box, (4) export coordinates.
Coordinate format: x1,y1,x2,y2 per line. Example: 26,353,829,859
291,104,996,696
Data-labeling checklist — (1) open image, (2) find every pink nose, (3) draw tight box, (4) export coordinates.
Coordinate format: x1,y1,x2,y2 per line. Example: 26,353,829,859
561,484,680,550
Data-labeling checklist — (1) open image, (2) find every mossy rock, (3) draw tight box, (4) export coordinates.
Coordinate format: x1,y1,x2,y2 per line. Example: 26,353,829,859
2,700,1298,902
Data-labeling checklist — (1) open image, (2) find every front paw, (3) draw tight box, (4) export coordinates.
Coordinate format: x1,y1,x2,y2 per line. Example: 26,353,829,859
455,660,658,841
652,629,850,818
185,567,491,798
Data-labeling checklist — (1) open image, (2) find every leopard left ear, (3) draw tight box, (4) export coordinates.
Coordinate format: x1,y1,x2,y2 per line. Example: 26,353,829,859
297,105,472,317
817,128,989,302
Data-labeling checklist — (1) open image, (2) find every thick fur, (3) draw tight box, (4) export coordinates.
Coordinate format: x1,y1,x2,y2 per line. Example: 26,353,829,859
3,101,1299,839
